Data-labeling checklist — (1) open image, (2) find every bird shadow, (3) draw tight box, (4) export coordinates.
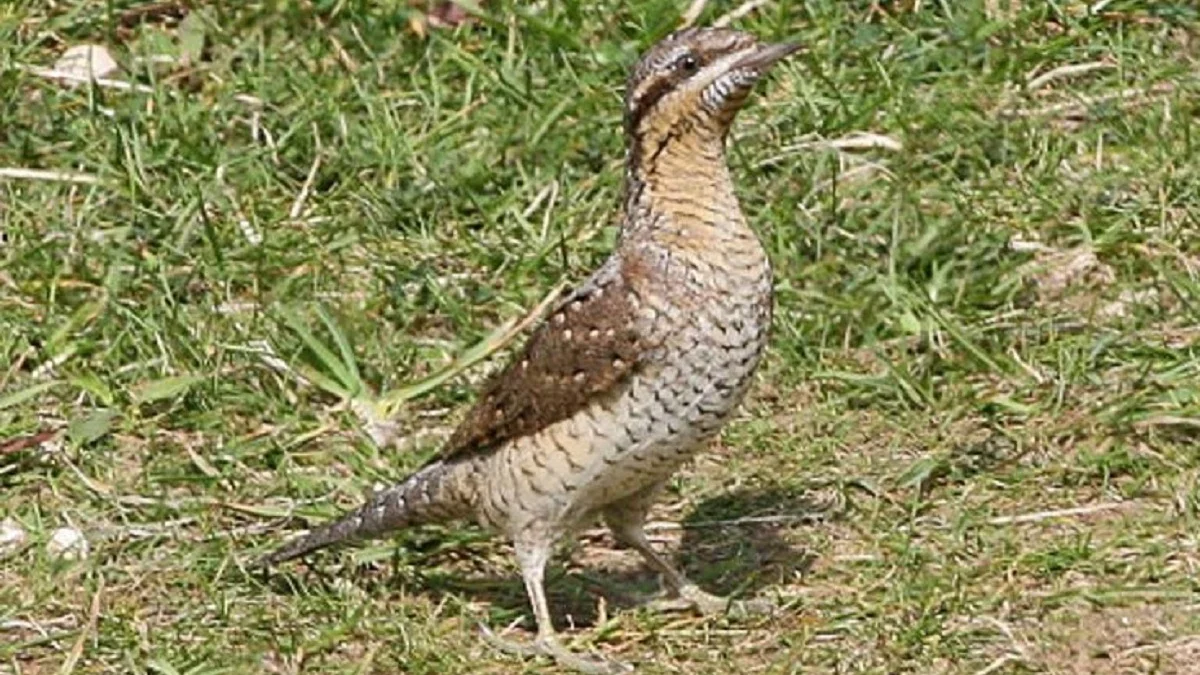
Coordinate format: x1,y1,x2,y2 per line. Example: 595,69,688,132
409,484,829,630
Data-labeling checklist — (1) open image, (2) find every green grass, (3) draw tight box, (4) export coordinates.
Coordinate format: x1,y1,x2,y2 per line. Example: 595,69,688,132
2,0,1199,672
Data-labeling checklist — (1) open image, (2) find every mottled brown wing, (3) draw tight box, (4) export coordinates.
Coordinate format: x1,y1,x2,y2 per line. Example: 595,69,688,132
435,263,645,461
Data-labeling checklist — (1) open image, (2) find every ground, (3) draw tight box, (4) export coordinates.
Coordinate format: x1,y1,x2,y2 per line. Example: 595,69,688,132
2,1,1199,673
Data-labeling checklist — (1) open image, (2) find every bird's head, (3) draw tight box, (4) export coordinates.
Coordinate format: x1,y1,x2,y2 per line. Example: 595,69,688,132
624,27,798,163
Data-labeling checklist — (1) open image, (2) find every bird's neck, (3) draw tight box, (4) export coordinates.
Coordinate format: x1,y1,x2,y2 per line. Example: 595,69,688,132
620,131,754,256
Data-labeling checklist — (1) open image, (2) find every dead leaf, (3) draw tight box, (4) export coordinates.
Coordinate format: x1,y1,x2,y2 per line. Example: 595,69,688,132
54,45,120,85
427,2,473,28
0,430,57,457
420,1,485,29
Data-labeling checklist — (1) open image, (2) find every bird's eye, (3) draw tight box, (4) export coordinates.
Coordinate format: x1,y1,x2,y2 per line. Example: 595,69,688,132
677,54,699,73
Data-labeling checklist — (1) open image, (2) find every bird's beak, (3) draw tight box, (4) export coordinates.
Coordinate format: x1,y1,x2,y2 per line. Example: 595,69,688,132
734,41,801,72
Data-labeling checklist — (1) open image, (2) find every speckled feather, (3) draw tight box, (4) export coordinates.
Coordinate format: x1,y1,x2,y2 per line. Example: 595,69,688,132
437,261,647,462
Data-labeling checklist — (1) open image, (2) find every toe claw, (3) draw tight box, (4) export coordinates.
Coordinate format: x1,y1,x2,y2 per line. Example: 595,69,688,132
478,621,541,657
727,596,778,618
646,585,777,618
479,623,632,674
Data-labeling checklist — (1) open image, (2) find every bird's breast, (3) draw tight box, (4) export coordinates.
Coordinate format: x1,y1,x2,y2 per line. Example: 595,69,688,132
563,235,773,494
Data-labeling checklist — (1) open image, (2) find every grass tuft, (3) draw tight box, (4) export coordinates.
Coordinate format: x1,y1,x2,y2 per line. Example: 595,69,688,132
2,1,1199,672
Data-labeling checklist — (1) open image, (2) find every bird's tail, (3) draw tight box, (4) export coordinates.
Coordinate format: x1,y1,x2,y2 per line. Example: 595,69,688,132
257,460,472,567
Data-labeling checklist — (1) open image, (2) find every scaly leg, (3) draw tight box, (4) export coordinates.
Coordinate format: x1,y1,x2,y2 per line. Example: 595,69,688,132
480,538,632,674
603,490,775,618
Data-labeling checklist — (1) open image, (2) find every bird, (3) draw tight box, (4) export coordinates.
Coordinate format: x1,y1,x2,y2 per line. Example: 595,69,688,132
259,26,797,674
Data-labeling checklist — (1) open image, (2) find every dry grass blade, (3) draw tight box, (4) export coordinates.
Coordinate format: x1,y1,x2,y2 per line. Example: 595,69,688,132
714,0,773,27
19,64,154,93
289,145,323,220
57,579,102,675
825,132,904,152
680,0,709,27
1135,415,1200,430
1026,61,1115,92
758,131,903,171
986,502,1132,526
0,167,100,185
1002,82,1176,120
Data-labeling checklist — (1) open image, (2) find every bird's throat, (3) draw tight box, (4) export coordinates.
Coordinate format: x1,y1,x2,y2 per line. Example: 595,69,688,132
622,131,751,254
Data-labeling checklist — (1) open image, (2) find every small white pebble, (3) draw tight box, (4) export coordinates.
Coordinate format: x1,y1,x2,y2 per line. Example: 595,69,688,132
0,518,27,558
47,527,89,561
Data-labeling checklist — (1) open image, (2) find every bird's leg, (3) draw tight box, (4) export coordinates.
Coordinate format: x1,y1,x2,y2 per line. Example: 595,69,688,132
603,503,775,618
480,539,632,674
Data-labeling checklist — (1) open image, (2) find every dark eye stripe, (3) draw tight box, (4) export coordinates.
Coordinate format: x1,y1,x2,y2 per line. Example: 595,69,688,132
628,75,679,128
626,49,707,130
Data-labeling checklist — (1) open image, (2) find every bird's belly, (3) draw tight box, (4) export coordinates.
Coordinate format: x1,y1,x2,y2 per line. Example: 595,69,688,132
478,297,770,537
567,311,769,511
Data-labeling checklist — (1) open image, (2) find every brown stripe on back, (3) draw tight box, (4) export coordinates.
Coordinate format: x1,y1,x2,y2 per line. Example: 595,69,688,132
431,258,654,462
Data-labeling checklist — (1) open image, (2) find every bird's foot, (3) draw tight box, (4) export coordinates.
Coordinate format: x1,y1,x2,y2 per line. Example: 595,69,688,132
478,623,633,675
644,584,776,618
